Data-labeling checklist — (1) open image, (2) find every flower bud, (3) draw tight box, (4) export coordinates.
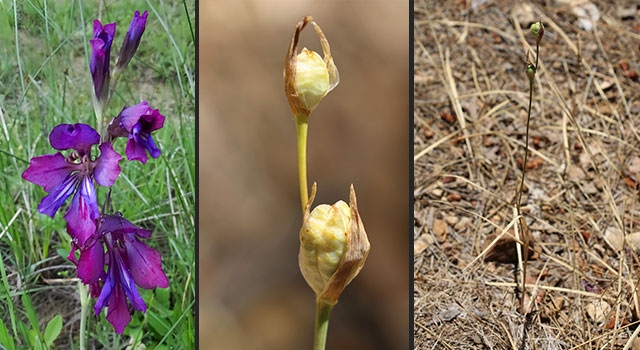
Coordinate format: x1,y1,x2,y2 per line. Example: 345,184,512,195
530,21,544,44
299,183,370,306
526,62,536,83
284,16,339,119
114,10,148,72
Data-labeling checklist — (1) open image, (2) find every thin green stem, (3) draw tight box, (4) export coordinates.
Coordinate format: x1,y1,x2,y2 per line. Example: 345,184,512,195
314,301,333,350
78,281,89,350
296,115,310,213
517,39,539,316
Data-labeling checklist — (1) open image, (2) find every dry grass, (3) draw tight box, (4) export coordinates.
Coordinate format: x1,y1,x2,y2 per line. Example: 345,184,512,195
414,1,640,348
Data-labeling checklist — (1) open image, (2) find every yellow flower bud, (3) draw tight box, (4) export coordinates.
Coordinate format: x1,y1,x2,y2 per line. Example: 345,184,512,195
300,199,349,295
299,183,370,306
284,16,340,119
295,48,331,113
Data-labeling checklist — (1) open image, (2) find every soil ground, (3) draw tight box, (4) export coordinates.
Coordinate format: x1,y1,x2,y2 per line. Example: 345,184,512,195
414,0,640,348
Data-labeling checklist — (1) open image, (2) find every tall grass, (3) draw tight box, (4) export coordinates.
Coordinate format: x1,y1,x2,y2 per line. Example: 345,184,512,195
0,0,195,348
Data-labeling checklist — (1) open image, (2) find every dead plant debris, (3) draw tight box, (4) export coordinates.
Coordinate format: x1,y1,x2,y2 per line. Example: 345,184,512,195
415,1,640,348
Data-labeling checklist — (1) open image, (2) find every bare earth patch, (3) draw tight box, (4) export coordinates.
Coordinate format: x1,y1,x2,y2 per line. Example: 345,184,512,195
414,0,640,348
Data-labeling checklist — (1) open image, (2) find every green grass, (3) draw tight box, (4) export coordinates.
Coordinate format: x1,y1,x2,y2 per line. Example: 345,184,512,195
0,0,195,348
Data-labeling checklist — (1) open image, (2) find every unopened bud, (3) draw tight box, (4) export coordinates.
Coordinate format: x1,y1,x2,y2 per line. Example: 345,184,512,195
299,183,370,305
284,16,340,119
295,48,331,113
530,21,544,44
526,62,536,82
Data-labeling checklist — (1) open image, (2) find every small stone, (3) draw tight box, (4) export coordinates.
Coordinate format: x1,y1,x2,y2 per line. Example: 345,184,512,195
444,216,459,226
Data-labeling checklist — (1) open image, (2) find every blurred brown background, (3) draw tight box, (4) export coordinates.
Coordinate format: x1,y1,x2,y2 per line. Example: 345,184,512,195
199,1,408,348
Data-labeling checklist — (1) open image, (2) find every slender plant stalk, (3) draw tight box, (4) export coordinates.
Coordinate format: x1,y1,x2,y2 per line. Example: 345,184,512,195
78,282,89,350
517,34,540,314
295,113,334,349
314,301,333,350
296,115,310,213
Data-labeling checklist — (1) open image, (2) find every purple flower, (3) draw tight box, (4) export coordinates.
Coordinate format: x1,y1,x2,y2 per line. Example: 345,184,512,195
73,213,169,334
90,20,116,103
115,11,148,71
22,124,121,245
108,101,165,164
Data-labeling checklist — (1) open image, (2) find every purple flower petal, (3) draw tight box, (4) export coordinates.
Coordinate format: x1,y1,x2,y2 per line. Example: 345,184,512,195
99,214,151,237
105,284,131,334
49,124,100,152
115,11,148,70
114,251,147,312
77,241,105,284
22,153,77,192
125,137,149,164
138,106,165,132
108,102,164,163
94,259,115,314
118,102,150,131
95,239,147,334
124,235,169,289
93,20,116,47
91,21,115,103
94,254,131,334
90,38,109,101
88,281,102,298
94,143,122,186
64,177,99,245
37,173,80,218
118,102,165,132
132,123,161,159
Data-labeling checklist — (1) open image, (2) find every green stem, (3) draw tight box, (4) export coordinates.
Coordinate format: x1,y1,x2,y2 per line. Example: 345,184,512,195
296,115,309,213
517,40,539,313
314,301,333,350
78,281,89,350
517,79,533,215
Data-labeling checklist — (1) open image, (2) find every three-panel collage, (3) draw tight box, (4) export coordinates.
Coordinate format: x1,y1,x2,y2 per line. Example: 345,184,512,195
1,0,639,349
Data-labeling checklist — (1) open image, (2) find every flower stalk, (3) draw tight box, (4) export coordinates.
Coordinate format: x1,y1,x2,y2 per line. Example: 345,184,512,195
78,282,89,350
314,301,333,350
296,116,309,212
285,16,369,349
516,20,544,314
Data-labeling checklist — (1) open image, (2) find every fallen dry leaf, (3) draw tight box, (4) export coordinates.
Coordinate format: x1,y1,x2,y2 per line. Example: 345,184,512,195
586,300,611,325
626,232,640,251
484,228,538,264
566,164,586,183
414,233,434,255
630,156,640,175
603,226,624,252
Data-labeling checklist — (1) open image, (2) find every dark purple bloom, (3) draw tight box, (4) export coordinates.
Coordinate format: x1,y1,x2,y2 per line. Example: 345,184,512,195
22,124,121,245
90,20,116,103
72,213,168,334
115,11,148,71
108,101,165,164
